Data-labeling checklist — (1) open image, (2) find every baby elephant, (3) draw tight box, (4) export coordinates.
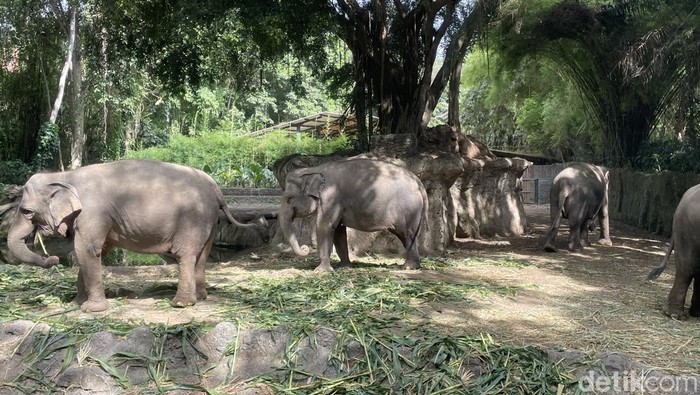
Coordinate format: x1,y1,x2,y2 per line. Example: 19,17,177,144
279,158,428,272
7,159,265,312
647,183,700,319
544,162,613,252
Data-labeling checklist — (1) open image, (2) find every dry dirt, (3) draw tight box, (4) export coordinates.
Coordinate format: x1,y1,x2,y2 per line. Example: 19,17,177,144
52,205,699,375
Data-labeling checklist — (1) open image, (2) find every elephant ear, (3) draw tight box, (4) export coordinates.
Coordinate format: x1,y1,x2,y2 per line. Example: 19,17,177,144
302,173,325,199
48,183,82,237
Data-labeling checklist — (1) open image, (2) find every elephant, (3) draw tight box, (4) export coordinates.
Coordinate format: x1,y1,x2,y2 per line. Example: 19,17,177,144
279,158,428,272
543,162,613,252
647,184,700,319
7,159,267,312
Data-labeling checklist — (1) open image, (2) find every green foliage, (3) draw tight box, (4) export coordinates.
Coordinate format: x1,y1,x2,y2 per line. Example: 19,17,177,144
632,139,700,174
127,130,352,187
0,160,34,185
491,0,700,165
33,122,60,171
461,51,601,161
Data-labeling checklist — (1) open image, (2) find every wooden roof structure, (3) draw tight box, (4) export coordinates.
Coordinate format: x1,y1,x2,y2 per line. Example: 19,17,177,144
250,112,357,138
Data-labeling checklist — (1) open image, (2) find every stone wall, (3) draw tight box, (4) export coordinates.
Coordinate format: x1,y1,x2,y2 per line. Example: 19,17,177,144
608,169,700,237
271,125,531,259
452,158,531,238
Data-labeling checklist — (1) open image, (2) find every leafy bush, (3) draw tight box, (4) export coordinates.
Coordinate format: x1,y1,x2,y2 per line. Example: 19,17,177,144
127,129,353,187
0,160,34,186
632,139,700,173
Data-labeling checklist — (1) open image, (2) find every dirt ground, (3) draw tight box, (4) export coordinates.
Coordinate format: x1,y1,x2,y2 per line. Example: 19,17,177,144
62,204,698,375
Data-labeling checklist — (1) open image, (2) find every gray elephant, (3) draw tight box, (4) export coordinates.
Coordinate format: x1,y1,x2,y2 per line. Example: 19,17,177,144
647,184,700,319
544,162,613,252
279,158,428,272
7,159,266,312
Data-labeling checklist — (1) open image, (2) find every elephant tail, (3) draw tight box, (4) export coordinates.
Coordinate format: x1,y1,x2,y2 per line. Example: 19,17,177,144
647,239,674,280
216,188,268,231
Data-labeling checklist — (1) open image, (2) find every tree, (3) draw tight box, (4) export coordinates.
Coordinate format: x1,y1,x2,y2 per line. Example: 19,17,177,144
98,0,504,151
494,0,700,165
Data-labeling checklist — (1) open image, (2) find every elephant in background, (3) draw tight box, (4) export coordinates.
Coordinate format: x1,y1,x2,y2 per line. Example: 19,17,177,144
7,159,267,312
544,162,613,252
279,158,428,272
647,184,700,319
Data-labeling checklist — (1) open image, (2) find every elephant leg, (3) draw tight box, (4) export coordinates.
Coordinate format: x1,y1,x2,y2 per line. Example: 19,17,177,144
73,232,109,313
195,234,215,301
403,230,421,270
580,221,591,247
567,220,583,251
333,225,352,268
663,264,697,319
390,228,421,270
689,273,700,317
74,244,113,306
172,254,198,307
544,212,562,252
74,268,88,306
313,219,338,272
597,205,613,246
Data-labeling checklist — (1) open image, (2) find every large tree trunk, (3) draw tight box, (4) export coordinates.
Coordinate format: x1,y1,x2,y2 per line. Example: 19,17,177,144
49,4,77,126
70,43,86,169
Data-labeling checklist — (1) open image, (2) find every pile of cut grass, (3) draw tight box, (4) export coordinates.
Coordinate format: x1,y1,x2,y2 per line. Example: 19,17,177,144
0,257,578,394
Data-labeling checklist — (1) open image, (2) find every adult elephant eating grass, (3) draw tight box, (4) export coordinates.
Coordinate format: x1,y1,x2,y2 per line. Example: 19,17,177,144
7,159,267,312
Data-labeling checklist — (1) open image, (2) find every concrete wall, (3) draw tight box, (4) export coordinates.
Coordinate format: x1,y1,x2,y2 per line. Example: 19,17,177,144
608,169,700,237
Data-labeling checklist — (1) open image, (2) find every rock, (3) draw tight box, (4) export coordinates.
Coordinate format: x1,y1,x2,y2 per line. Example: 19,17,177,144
54,366,118,395
232,326,290,381
0,320,51,382
452,157,531,238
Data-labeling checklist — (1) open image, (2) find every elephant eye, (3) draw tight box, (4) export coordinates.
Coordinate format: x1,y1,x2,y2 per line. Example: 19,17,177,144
20,207,34,219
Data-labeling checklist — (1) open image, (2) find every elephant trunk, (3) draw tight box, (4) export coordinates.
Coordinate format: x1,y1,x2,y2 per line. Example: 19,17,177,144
278,206,310,257
7,216,59,268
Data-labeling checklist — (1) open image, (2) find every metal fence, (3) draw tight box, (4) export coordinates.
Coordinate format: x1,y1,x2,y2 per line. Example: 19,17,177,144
521,164,568,204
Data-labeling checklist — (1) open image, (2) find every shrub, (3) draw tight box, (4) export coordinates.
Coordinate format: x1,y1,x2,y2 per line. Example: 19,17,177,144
127,130,353,187
0,160,34,186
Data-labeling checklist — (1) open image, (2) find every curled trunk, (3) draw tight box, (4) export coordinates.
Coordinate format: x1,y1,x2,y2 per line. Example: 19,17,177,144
278,207,310,257
7,216,59,268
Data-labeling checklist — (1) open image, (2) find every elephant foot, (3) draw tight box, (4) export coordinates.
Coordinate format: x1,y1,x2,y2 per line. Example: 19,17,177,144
402,261,421,270
72,294,88,306
314,264,334,273
337,261,353,268
171,293,197,308
196,289,208,301
581,239,591,247
597,238,613,246
544,244,557,253
81,299,110,313
662,303,688,320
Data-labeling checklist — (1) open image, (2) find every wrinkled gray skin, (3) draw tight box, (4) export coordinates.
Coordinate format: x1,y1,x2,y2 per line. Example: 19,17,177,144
279,158,428,272
544,162,613,252
7,159,266,312
647,184,700,319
